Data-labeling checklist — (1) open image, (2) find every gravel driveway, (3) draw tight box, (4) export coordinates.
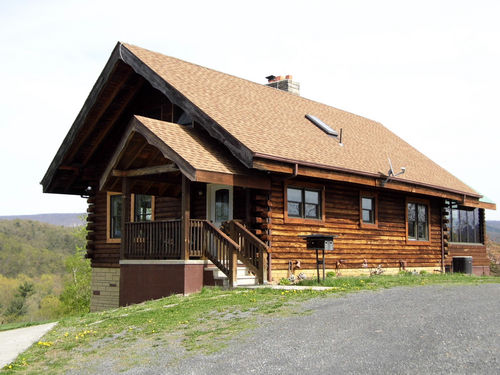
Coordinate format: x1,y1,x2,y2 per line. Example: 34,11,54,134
158,284,500,375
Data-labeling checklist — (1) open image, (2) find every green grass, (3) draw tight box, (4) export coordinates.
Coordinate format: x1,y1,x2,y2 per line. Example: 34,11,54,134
0,320,56,333
2,274,498,374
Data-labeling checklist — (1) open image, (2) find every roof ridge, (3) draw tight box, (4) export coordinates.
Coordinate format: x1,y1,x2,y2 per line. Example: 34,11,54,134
121,42,382,126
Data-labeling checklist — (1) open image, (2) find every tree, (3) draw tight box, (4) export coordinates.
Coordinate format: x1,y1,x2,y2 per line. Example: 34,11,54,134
59,222,91,315
5,281,35,320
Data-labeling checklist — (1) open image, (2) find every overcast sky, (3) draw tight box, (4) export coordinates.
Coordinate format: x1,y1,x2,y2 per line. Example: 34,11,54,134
1,0,499,219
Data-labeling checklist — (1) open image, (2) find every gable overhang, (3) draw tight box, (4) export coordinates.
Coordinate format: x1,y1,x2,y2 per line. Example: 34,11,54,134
42,42,254,195
252,153,495,209
100,117,270,192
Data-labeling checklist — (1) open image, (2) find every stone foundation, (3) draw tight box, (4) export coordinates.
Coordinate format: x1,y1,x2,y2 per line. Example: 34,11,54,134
90,267,120,312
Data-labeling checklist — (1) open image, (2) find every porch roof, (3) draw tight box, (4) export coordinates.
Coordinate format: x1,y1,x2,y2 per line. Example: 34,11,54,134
99,116,270,191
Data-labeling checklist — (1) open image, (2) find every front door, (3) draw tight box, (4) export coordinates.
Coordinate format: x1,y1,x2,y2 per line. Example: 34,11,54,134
206,184,233,227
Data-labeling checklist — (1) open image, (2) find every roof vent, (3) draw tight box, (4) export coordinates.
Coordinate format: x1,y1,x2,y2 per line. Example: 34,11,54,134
305,114,338,137
265,75,300,95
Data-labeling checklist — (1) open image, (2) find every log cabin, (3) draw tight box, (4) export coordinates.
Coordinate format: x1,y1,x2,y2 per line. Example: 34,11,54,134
42,42,496,311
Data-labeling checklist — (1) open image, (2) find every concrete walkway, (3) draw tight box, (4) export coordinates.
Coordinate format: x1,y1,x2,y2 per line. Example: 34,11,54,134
0,322,57,368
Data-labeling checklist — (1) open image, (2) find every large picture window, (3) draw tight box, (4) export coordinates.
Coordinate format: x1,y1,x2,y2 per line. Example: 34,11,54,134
407,200,429,241
285,183,325,223
447,205,482,244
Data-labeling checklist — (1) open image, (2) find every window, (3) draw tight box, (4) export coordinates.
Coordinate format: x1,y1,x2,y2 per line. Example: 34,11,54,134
134,194,153,222
285,184,324,223
407,200,429,242
215,189,229,222
360,192,378,228
446,204,482,244
107,193,155,242
108,193,122,240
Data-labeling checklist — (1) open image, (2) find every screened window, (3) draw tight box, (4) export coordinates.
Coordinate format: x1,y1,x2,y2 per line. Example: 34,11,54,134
287,187,321,219
408,202,429,241
110,194,122,239
448,206,481,243
134,194,153,222
362,197,375,224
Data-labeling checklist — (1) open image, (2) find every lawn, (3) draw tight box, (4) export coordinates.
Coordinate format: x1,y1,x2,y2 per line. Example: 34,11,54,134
3,273,499,374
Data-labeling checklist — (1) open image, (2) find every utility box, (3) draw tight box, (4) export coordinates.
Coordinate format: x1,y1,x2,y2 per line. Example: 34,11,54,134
452,256,473,274
304,235,335,251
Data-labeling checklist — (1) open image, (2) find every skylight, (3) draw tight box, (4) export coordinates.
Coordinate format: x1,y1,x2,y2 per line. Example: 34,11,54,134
305,114,338,137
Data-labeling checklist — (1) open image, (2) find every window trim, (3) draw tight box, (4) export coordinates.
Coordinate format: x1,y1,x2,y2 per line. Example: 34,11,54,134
284,182,325,225
405,197,431,244
106,192,122,243
359,191,378,229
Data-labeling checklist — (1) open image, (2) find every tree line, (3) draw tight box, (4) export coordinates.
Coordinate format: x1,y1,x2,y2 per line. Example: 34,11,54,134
0,219,90,323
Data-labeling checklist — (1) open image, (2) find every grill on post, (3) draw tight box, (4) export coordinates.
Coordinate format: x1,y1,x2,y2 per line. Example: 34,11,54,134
301,234,337,282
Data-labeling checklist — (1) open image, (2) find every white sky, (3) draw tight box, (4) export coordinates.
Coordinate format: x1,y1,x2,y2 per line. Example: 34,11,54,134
0,0,499,219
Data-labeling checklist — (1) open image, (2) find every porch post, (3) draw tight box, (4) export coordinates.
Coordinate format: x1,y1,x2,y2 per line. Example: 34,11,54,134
120,177,131,259
181,175,190,260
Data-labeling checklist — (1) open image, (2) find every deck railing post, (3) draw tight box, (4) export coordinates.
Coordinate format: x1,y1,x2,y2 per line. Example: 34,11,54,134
229,245,238,288
181,175,190,260
120,177,131,260
258,245,265,284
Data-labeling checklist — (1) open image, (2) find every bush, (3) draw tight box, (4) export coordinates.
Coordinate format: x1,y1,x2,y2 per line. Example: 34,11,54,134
279,278,291,286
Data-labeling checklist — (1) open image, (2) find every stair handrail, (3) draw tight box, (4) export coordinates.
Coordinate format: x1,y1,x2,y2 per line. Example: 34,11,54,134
227,220,268,284
202,220,239,287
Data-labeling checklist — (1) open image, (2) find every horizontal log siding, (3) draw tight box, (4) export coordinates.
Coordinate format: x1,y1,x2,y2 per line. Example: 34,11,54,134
446,244,490,267
89,191,120,268
268,181,443,271
155,196,181,220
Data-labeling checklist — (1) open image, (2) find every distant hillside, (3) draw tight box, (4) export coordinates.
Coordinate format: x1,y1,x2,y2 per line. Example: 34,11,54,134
486,220,500,242
0,219,85,278
0,213,85,227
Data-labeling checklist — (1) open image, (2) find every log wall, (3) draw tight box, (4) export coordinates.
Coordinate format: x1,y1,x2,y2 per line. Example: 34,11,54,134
266,180,444,272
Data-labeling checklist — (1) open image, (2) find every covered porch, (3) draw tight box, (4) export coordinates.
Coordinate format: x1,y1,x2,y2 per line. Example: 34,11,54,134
97,116,271,305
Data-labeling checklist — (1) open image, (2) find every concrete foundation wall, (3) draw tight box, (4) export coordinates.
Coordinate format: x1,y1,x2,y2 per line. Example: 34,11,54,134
90,267,120,312
119,260,206,307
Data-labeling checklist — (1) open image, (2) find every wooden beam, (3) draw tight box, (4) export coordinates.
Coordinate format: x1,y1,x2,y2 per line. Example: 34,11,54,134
181,175,190,260
112,164,178,178
82,79,145,166
120,177,131,260
65,67,133,164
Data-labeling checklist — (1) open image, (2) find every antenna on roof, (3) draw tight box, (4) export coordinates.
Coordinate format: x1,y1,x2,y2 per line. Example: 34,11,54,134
381,157,406,186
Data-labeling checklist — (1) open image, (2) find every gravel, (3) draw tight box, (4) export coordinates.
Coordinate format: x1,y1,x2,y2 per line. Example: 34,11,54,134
163,284,500,375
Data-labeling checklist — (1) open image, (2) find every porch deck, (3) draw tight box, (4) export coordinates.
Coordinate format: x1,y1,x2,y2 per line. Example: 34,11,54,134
122,219,268,285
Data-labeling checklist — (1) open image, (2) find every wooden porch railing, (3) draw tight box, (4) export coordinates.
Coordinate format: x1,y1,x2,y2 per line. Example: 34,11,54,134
123,220,182,259
226,220,268,283
202,221,239,286
123,219,261,287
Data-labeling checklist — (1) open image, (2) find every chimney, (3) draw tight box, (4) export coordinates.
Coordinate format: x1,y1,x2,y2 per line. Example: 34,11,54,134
265,74,300,95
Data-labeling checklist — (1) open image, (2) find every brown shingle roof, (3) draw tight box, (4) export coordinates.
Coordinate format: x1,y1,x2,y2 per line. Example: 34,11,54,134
135,116,248,176
123,43,478,196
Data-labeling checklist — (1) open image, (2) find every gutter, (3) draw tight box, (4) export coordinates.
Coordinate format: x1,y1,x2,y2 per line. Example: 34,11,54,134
252,152,483,200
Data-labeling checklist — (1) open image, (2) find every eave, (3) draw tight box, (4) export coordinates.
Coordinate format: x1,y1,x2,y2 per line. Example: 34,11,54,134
252,153,494,209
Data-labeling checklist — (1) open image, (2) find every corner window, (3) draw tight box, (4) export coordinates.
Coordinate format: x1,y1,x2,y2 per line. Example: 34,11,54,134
286,185,323,222
407,200,429,241
134,194,153,222
360,192,378,228
108,193,122,240
446,203,482,244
